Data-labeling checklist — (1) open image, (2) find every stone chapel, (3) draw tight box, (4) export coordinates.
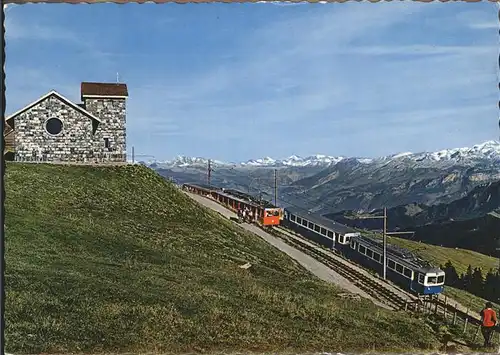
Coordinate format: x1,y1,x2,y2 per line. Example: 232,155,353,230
4,81,128,163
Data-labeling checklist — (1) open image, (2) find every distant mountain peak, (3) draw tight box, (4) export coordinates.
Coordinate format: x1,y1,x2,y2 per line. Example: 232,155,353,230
408,140,500,163
149,140,500,169
391,152,413,159
287,154,302,161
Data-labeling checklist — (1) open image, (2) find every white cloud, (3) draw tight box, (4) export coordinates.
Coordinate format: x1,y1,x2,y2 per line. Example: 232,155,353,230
341,44,496,56
453,7,499,31
469,22,498,30
5,14,79,42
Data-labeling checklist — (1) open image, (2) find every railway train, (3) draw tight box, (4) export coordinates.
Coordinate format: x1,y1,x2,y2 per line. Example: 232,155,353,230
182,183,283,226
282,206,445,296
183,182,445,296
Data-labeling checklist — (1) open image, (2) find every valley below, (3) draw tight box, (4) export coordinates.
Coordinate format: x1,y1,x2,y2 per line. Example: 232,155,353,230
151,141,500,258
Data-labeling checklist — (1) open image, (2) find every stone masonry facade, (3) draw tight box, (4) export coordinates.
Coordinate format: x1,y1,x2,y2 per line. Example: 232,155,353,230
8,82,128,163
83,98,126,162
14,95,98,162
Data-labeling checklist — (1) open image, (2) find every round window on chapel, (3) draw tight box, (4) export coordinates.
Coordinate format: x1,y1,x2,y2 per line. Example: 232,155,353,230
45,118,63,135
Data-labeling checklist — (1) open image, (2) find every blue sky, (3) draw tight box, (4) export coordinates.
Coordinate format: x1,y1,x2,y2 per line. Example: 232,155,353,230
5,2,499,162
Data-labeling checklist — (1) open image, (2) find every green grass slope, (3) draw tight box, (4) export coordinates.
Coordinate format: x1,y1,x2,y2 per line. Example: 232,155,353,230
6,163,441,354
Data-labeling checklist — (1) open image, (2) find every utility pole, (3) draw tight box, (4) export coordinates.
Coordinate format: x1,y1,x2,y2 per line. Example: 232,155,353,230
359,209,388,280
354,207,414,281
131,146,135,164
207,159,212,187
247,178,255,194
207,159,212,188
274,169,278,207
383,207,387,280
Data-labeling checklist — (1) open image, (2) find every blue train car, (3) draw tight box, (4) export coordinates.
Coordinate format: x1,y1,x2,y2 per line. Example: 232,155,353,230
283,207,446,296
340,235,445,295
282,207,359,250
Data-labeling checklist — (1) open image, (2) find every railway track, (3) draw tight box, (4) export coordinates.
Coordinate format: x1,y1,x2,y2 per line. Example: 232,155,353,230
187,191,487,328
266,225,487,328
262,224,415,311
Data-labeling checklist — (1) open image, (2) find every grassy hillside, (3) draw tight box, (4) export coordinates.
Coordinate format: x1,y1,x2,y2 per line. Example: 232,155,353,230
5,163,442,354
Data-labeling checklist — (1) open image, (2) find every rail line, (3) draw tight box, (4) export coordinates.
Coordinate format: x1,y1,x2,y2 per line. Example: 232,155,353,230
266,224,487,329
262,224,416,311
186,190,490,330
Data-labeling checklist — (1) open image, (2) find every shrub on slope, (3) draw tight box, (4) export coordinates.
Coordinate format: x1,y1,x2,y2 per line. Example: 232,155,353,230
6,163,439,353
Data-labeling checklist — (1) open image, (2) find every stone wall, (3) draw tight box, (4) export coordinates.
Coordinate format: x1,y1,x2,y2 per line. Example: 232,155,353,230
83,98,127,162
14,95,98,162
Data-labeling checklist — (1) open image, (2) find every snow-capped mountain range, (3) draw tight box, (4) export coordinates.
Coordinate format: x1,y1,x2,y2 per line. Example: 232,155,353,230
383,140,500,163
147,140,500,169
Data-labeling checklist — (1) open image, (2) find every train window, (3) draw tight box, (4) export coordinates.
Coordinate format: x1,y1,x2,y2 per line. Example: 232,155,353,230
427,276,437,285
437,275,445,284
403,268,412,278
308,222,314,229
302,219,307,227
290,215,296,222
373,252,381,262
327,231,334,239
314,225,320,232
350,241,356,249
395,264,403,273
418,274,425,284
387,259,396,270
296,217,301,224
359,245,366,254
366,249,373,258
320,227,326,235
338,235,344,243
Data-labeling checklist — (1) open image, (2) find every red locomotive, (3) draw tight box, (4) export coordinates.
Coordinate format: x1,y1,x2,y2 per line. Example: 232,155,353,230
182,183,283,226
